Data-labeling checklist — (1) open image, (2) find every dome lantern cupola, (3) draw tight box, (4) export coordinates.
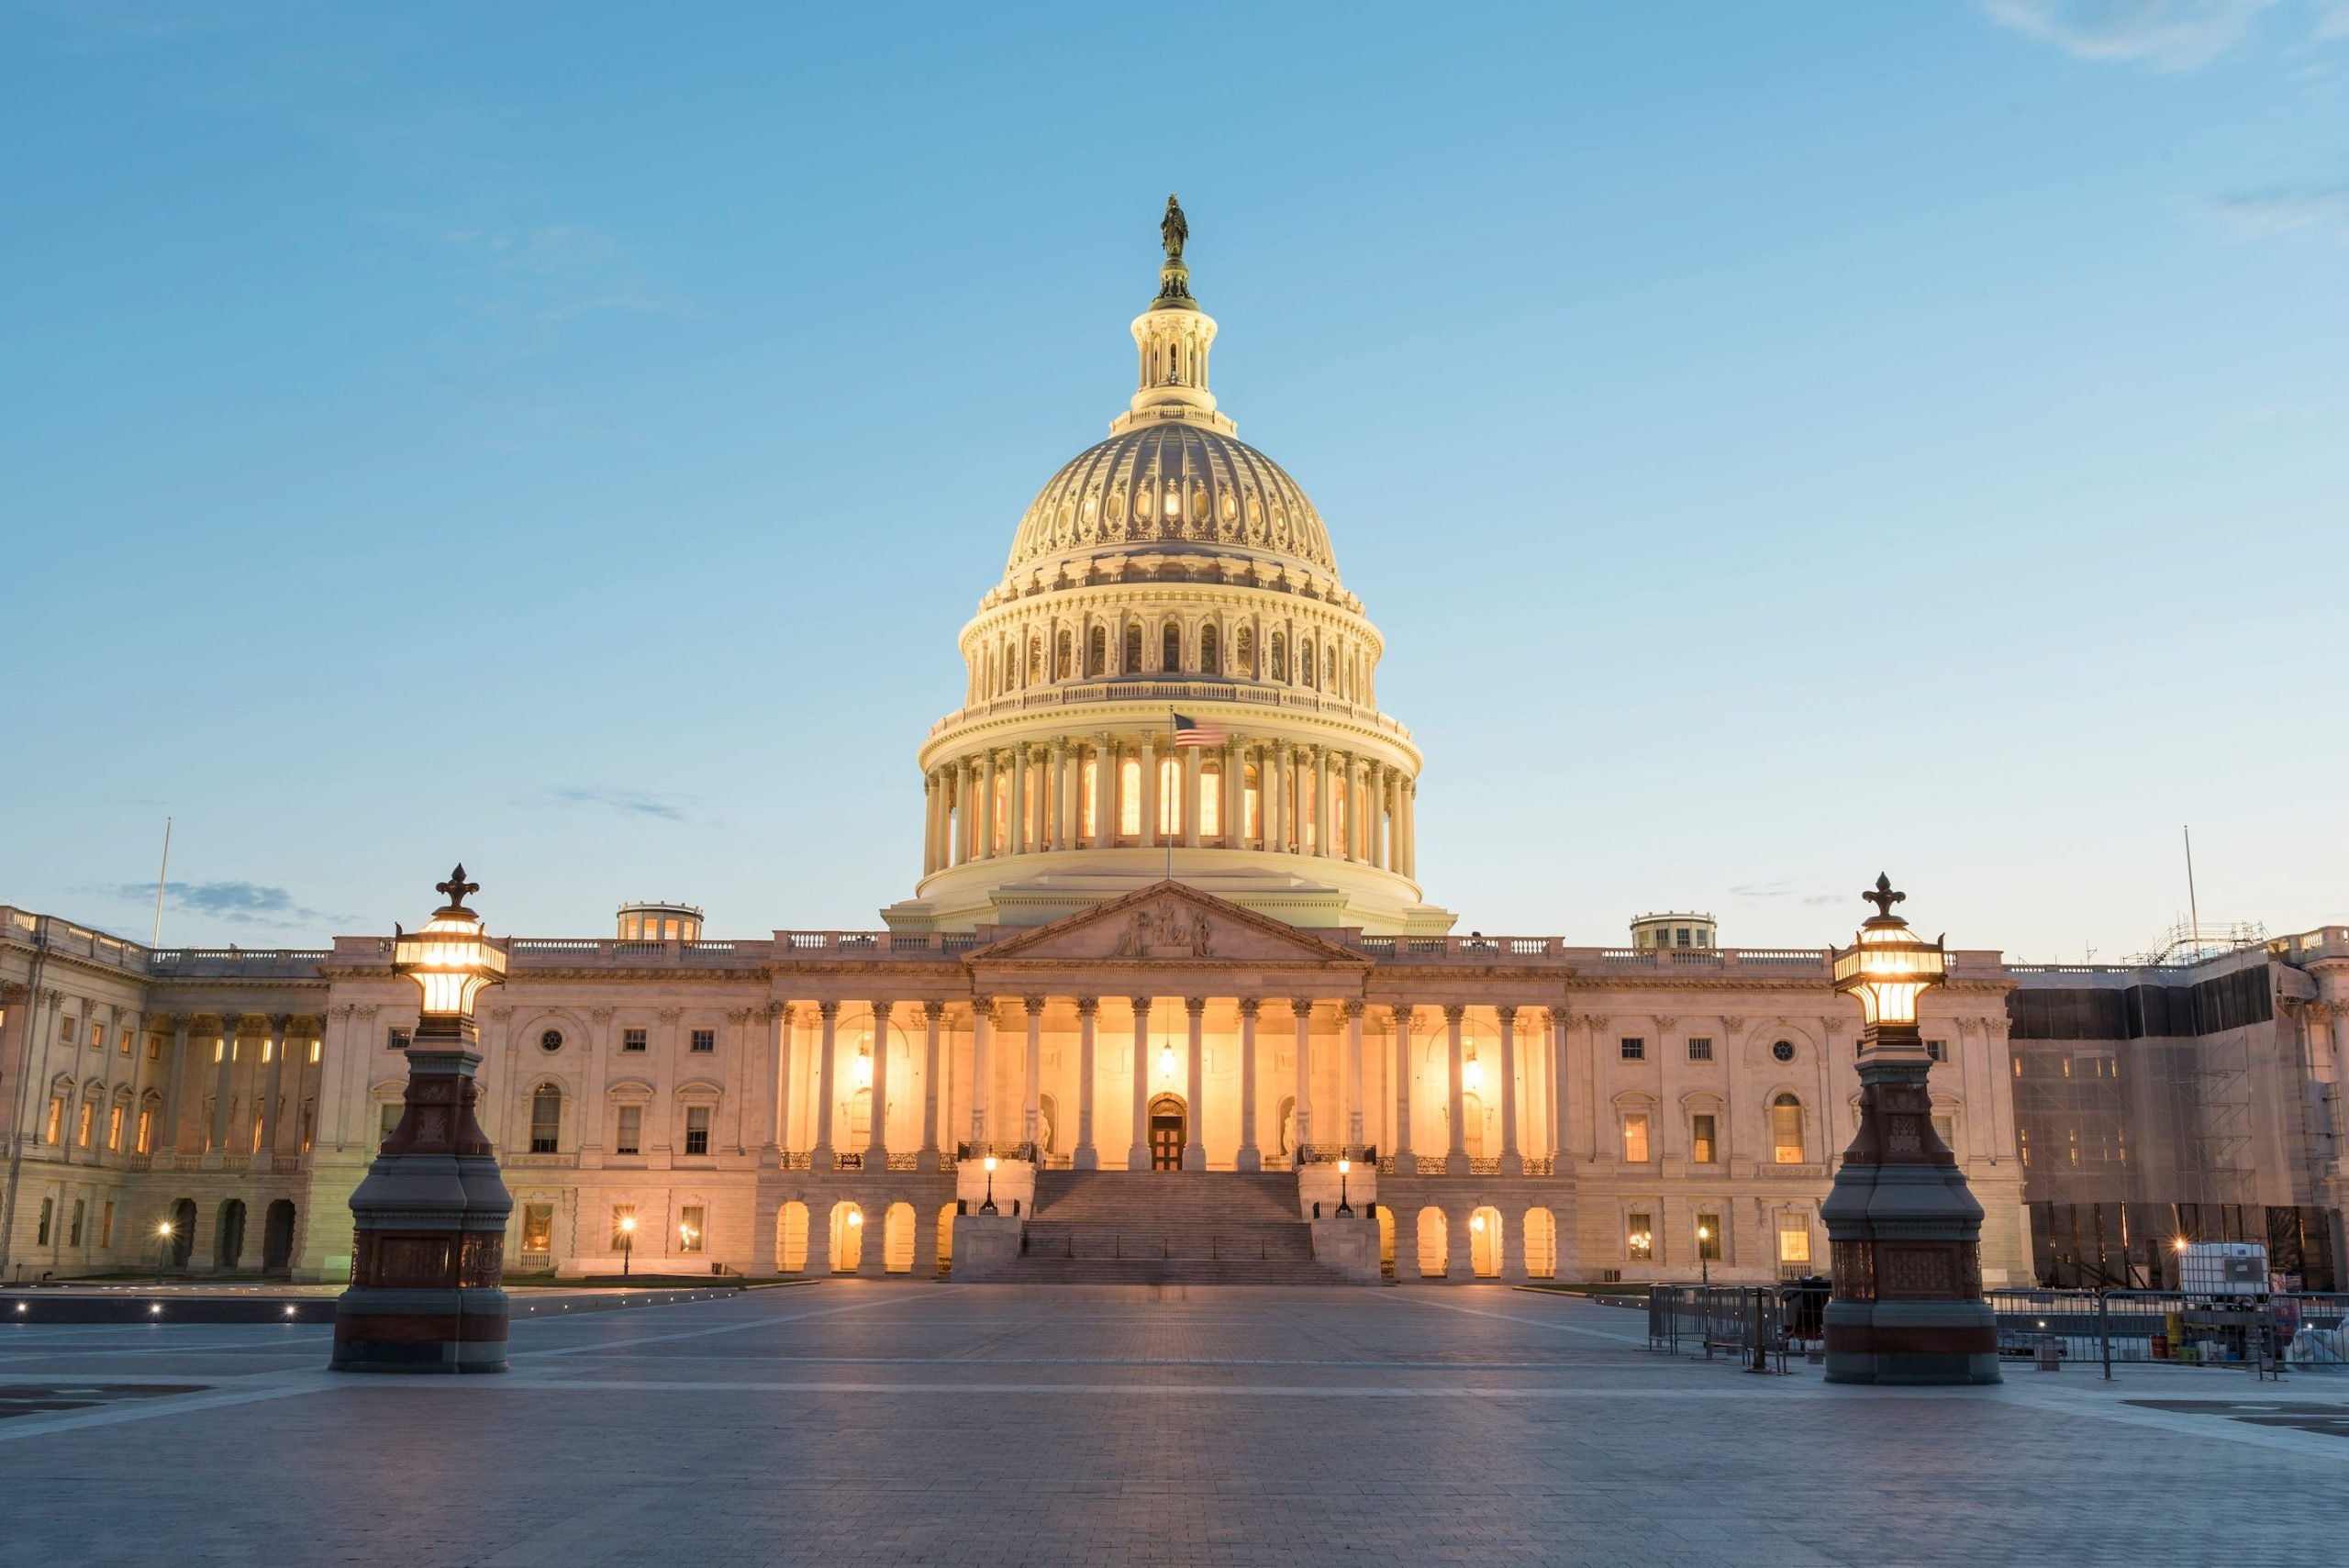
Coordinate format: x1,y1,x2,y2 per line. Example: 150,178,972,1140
1116,195,1233,438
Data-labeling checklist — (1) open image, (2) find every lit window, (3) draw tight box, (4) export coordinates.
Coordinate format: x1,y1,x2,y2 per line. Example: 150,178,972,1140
76,1102,94,1148
1119,758,1142,836
1697,1213,1721,1261
1627,1212,1653,1262
307,1040,321,1064
679,1204,707,1253
616,1105,642,1156
147,1035,161,1061
1771,1094,1805,1163
1620,1038,1644,1062
622,1029,648,1052
385,1027,410,1051
690,1029,715,1054
1158,757,1181,835
1777,1214,1811,1265
521,1204,554,1254
529,1086,562,1153
685,1106,711,1156
1690,1113,1717,1164
106,1105,124,1151
250,1112,264,1153
1199,764,1222,839
1621,1112,1650,1163
117,1028,131,1055
135,1107,154,1154
1687,1037,1713,1062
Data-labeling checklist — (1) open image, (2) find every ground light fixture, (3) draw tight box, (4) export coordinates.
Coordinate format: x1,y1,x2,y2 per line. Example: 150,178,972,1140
1820,875,1999,1385
331,865,515,1373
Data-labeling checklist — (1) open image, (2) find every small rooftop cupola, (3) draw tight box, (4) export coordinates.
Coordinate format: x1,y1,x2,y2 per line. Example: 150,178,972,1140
1113,195,1236,437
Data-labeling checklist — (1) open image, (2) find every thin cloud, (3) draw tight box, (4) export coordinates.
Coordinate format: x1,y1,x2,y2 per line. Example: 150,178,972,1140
100,879,347,929
1730,880,1847,906
2211,181,2349,237
1979,0,2278,70
540,786,691,823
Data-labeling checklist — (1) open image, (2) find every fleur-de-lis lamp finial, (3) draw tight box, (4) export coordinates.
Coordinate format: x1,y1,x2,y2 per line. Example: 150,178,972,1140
1863,873,1905,920
435,863,480,910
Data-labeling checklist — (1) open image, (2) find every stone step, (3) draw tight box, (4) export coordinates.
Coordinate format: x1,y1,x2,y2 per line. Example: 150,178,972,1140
995,1256,1353,1286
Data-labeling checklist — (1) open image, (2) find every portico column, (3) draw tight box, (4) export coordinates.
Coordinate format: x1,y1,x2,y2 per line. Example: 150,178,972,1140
208,1013,239,1154
160,1015,189,1152
1022,995,1044,1148
1392,1005,1416,1160
1236,999,1262,1172
767,1003,791,1158
258,1014,289,1159
1183,997,1206,1170
1182,741,1203,848
812,1001,841,1170
865,1002,892,1164
1128,996,1152,1170
1444,1004,1468,1174
1140,732,1160,851
1074,997,1099,1170
1009,747,1030,855
918,1001,944,1171
1343,1001,1365,1148
1497,1006,1522,1174
1549,1007,1568,1159
970,997,993,1146
1290,998,1313,1159
1093,732,1117,847
979,752,999,859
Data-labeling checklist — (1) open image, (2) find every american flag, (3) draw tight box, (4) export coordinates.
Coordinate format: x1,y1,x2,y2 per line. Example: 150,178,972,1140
1171,711,1226,747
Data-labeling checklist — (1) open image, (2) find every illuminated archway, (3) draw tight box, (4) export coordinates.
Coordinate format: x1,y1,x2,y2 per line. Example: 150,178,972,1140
884,1201,917,1273
829,1202,863,1273
1470,1206,1502,1277
1522,1207,1557,1280
1416,1207,1447,1278
776,1201,809,1273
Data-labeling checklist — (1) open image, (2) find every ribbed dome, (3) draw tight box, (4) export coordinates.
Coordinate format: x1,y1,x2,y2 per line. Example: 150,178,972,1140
1004,425,1338,579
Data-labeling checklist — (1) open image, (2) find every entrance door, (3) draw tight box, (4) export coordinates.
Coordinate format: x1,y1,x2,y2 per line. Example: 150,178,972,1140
1149,1096,1186,1171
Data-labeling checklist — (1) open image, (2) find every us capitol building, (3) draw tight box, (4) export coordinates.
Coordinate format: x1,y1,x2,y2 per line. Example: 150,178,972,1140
6,206,2345,1292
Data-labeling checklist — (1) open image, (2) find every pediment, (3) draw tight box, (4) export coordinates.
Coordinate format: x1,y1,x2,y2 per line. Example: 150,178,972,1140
974,881,1365,968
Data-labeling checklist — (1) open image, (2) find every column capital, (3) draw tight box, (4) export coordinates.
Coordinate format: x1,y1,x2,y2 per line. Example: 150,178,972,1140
1442,1004,1466,1025
1341,999,1364,1020
1495,1005,1517,1026
1185,996,1208,1018
1023,995,1047,1017
1129,996,1153,1018
1074,996,1098,1018
267,1013,292,1033
1238,997,1262,1019
923,999,947,1022
1390,1003,1415,1027
871,1000,893,1024
1290,997,1314,1019
768,1000,789,1021
818,999,841,1020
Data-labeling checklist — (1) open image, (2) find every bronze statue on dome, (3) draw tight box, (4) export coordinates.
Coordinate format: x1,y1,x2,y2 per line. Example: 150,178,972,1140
1161,195,1187,262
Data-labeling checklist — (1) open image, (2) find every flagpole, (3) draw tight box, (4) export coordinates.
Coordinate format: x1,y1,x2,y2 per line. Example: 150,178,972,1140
1165,709,1175,883
150,816,173,948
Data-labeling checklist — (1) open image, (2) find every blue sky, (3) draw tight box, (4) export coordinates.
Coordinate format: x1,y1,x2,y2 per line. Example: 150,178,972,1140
4,1,2343,959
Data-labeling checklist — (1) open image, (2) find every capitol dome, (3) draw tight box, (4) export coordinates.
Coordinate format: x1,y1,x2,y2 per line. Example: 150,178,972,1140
884,198,1455,940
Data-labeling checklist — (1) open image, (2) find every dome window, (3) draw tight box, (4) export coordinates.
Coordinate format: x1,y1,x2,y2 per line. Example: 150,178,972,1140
1220,491,1238,523
1199,625,1219,674
1123,623,1142,674
1107,490,1125,524
1087,627,1107,676
1162,622,1183,673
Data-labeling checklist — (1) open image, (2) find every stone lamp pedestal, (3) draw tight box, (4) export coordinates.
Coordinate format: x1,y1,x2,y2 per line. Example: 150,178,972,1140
330,1040,513,1373
1820,1025,2000,1385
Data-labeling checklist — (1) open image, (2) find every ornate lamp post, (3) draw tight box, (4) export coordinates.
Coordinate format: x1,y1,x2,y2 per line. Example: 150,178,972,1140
154,1220,173,1285
330,866,514,1374
980,1154,999,1215
1820,875,1999,1385
1697,1222,1712,1289
1335,1157,1354,1218
619,1215,636,1280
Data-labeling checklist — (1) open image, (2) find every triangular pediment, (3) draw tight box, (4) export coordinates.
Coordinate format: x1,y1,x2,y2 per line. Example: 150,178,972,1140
973,881,1366,968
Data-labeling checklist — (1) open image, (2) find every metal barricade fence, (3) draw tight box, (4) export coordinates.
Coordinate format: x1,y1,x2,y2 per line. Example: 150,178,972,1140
1987,1289,2349,1375
1647,1285,1809,1373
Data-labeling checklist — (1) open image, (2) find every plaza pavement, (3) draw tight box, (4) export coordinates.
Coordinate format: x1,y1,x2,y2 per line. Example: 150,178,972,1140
1,1283,2343,1566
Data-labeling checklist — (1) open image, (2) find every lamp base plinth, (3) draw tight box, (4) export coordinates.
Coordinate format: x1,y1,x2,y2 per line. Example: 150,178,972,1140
1822,1300,2000,1385
330,1286,510,1374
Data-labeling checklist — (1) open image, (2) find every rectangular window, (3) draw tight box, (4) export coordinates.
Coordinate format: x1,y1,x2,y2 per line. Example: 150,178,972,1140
1620,1037,1645,1062
147,1035,161,1061
76,1102,95,1148
622,1029,648,1052
521,1203,554,1253
679,1204,707,1253
689,1029,715,1054
685,1106,711,1156
610,1204,638,1251
45,1098,63,1145
379,1102,402,1147
1686,1037,1713,1062
529,1094,562,1153
107,1104,124,1151
61,1017,78,1045
118,1028,131,1055
37,1197,53,1246
250,1112,264,1153
69,1199,85,1247
1627,1212,1653,1262
136,1107,154,1155
615,1106,642,1156
101,1200,116,1249
1119,757,1142,837
1621,1112,1650,1163
1777,1215,1812,1266
1924,1039,1946,1062
1772,1099,1805,1164
1932,1112,1954,1150
1697,1212,1721,1261
1080,756,1098,840
262,1038,273,1063
386,1027,411,1051
308,1040,321,1064
1690,1113,1717,1164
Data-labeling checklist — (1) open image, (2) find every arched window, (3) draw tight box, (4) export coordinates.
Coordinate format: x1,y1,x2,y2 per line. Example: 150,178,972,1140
1028,638,1043,684
1119,757,1142,836
1055,630,1074,680
1162,622,1182,673
1270,633,1286,681
1123,622,1142,674
1300,639,1317,688
1324,645,1336,688
1235,626,1254,677
1199,624,1219,674
1200,760,1222,837
1158,756,1182,835
529,1085,562,1153
1771,1094,1805,1164
1087,627,1107,676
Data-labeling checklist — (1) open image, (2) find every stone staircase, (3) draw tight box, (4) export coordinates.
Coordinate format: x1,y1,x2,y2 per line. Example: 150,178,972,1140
1001,1171,1353,1285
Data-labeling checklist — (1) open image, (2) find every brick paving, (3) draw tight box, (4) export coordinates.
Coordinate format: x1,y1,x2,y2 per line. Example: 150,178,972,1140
1,1284,2343,1565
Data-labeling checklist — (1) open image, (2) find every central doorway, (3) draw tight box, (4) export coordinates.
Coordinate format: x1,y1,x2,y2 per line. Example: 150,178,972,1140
1149,1094,1186,1171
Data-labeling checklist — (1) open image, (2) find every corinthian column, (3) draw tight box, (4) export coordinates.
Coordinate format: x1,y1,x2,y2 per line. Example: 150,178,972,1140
1343,1000,1365,1147
1094,732,1117,847
1009,746,1030,855
979,751,999,860
1392,1005,1416,1160
1074,997,1099,1170
1128,996,1152,1170
1291,998,1313,1158
1312,747,1332,858
1497,1005,1522,1174
918,1001,944,1171
1183,997,1206,1170
1237,998,1262,1171
1444,1004,1467,1174
812,1001,841,1170
865,1002,892,1164
1022,995,1044,1147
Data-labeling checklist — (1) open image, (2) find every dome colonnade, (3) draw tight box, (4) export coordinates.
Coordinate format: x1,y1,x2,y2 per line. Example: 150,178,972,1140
892,199,1448,937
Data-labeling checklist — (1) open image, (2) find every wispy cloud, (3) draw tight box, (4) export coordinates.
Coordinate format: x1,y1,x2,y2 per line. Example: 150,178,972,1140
2211,180,2349,237
2314,0,2349,38
539,786,691,823
1729,880,1847,906
100,879,348,929
1979,0,2279,70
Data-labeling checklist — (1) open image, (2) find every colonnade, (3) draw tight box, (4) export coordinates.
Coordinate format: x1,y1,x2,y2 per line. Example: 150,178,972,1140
919,733,1417,879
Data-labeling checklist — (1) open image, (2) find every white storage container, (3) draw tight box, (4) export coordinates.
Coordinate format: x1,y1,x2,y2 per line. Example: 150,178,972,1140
2179,1241,2268,1298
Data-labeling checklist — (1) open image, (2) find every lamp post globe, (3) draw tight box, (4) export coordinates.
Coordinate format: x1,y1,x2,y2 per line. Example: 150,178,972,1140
1335,1157,1353,1218
330,866,515,1374
155,1220,173,1285
1697,1222,1711,1289
1820,875,1999,1385
980,1154,999,1215
620,1215,636,1280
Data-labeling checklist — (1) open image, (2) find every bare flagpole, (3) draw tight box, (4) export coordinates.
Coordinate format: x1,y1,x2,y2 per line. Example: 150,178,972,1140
150,816,173,947
2182,824,2201,949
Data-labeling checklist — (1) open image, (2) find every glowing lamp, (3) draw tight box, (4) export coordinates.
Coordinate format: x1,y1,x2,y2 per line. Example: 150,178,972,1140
847,1209,863,1229
1159,1042,1176,1079
855,1045,874,1089
1831,874,1946,1031
1337,1158,1351,1177
391,864,507,1040
2173,1236,2190,1254
1471,1212,1487,1234
1462,1044,1482,1094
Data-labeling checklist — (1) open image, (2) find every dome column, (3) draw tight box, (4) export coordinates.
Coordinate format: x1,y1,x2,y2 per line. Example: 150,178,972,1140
1367,762,1388,871
1312,746,1332,858
1265,744,1286,852
1050,739,1071,851
978,752,999,861
1008,747,1030,855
